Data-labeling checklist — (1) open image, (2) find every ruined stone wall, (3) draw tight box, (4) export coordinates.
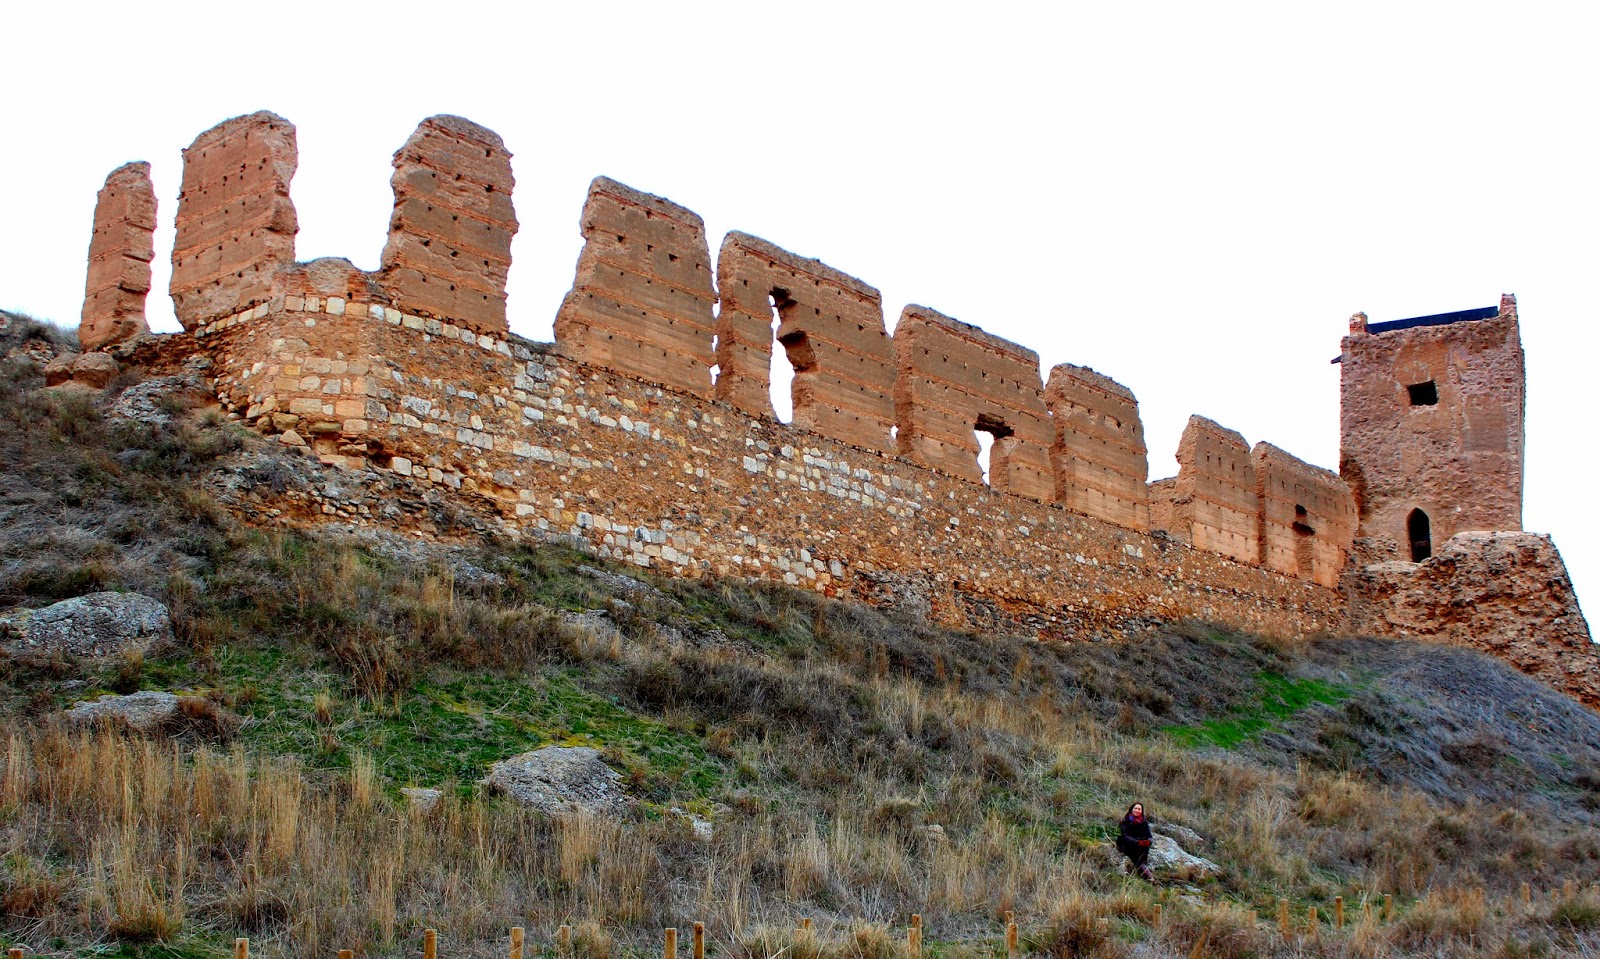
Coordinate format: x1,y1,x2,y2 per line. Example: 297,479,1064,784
1339,298,1525,561
892,306,1053,500
1252,442,1356,588
170,112,299,328
1163,416,1259,565
1044,364,1149,531
714,233,897,453
552,178,718,398
378,116,517,336
1344,532,1599,707
80,162,156,351
199,299,1344,640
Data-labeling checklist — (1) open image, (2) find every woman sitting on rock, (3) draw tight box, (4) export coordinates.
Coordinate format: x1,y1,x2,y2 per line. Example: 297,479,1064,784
1116,802,1155,881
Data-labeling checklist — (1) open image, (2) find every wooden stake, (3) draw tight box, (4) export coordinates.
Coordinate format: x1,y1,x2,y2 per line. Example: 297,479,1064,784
1383,894,1393,921
425,929,437,959
512,927,525,959
559,925,573,956
12,949,26,959
339,951,354,959
234,940,248,959
801,918,813,933
1277,899,1290,937
694,921,706,959
912,914,923,959
1308,907,1319,939
1006,921,1019,959
1565,879,1578,899
665,927,677,959
1335,895,1344,928
1362,900,1372,921
1520,882,1532,906
1153,903,1163,929
1187,931,1208,959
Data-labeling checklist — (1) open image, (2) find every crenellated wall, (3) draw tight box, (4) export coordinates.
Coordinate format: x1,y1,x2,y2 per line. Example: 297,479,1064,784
72,109,1600,707
552,177,718,398
80,162,156,351
1045,364,1149,532
714,233,897,453
893,306,1054,500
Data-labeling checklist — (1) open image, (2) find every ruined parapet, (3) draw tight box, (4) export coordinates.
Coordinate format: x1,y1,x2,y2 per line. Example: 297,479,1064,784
1338,296,1524,562
1343,532,1598,707
715,232,896,451
1147,477,1181,543
893,306,1053,499
553,177,717,398
80,162,156,351
170,112,298,328
1251,442,1355,587
1045,364,1149,530
379,116,517,336
1169,416,1259,564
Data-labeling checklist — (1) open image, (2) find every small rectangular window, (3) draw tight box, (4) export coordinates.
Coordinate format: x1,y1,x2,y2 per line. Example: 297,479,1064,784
1407,381,1439,407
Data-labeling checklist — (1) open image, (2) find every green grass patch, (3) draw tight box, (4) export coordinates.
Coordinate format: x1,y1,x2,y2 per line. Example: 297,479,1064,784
1162,671,1351,749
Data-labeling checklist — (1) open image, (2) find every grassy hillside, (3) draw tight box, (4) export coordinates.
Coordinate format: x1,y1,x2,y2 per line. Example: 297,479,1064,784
3,314,1600,959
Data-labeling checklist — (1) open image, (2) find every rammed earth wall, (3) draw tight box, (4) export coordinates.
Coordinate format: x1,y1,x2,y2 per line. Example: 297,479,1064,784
198,297,1344,639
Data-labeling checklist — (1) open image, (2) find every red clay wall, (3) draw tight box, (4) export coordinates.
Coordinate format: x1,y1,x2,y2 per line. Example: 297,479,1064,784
1044,363,1149,531
170,112,299,329
80,162,156,351
1163,416,1259,565
1252,442,1356,588
715,232,896,453
892,306,1053,500
1338,298,1524,560
379,116,518,337
553,177,718,398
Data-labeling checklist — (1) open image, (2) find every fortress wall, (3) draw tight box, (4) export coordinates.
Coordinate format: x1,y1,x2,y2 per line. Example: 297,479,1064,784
1044,363,1149,531
170,112,299,329
1252,442,1356,588
1169,416,1259,564
892,306,1053,500
552,177,718,398
379,116,518,336
80,162,156,351
198,300,1344,640
715,232,896,452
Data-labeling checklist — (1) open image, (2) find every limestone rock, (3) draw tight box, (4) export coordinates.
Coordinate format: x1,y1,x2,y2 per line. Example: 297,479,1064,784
1,592,173,658
1120,833,1221,881
482,746,629,816
65,691,179,732
108,373,211,426
402,787,444,813
71,352,119,389
42,354,76,387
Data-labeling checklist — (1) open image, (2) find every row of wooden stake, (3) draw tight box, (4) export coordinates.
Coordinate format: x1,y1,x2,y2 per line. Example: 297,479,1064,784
3,885,1586,959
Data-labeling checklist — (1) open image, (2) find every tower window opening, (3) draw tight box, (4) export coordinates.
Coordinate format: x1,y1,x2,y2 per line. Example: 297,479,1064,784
1408,508,1432,562
1407,380,1439,407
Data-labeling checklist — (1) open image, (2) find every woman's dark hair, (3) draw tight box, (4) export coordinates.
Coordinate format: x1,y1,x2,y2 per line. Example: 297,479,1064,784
1125,802,1145,819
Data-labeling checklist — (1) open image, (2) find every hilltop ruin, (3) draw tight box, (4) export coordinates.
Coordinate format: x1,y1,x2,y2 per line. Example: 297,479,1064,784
63,110,1598,706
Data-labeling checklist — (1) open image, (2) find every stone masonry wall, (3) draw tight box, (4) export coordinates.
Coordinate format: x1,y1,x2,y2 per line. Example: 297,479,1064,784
893,306,1054,500
80,162,156,351
198,299,1344,640
1044,363,1149,532
552,177,718,398
170,112,299,329
1339,297,1525,560
1252,442,1356,588
1164,416,1260,565
715,232,896,453
379,116,518,336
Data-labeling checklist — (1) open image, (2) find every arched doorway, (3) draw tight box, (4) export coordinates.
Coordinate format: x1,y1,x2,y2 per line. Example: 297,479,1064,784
1407,508,1432,562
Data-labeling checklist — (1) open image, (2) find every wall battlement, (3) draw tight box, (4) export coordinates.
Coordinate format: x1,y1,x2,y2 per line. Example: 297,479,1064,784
69,110,1597,706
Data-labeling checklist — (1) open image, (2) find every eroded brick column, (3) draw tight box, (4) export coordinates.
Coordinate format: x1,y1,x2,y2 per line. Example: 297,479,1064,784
80,162,156,351
379,115,517,336
553,177,717,398
1252,442,1355,587
716,232,896,452
1045,363,1149,531
893,305,1053,500
1168,415,1259,564
170,112,298,329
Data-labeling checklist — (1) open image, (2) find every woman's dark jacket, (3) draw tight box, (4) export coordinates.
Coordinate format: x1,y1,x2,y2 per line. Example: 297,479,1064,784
1116,815,1153,857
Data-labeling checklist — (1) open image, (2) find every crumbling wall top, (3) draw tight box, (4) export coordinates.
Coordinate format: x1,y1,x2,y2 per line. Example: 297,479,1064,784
80,161,156,351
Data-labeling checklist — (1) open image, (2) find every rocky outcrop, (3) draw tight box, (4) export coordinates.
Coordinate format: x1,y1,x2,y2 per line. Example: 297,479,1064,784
64,691,180,731
1,592,173,659
1344,531,1598,707
482,746,629,816
44,351,119,389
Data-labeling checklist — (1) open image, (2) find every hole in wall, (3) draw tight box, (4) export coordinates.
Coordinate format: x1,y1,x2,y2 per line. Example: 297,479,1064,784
1408,508,1432,562
1407,380,1439,406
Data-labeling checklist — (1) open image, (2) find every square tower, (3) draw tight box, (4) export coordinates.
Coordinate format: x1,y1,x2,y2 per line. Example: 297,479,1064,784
1337,294,1525,562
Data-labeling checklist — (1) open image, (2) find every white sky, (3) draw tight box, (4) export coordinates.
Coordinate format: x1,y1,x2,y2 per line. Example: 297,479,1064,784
3,2,1595,614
